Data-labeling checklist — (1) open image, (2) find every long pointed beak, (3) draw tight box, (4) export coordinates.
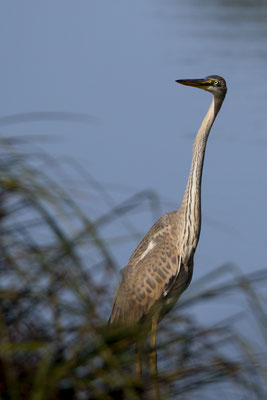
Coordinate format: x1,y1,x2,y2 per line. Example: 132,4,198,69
176,78,212,90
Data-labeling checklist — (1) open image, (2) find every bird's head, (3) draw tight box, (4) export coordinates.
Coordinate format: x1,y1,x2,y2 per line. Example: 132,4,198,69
176,75,227,98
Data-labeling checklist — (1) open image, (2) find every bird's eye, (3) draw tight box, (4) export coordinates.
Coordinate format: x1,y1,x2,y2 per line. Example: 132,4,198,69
214,80,221,87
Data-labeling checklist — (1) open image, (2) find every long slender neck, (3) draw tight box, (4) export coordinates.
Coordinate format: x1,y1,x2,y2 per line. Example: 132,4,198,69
180,94,224,247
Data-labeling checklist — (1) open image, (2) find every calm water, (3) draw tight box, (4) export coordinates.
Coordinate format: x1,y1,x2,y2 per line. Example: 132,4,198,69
1,0,267,335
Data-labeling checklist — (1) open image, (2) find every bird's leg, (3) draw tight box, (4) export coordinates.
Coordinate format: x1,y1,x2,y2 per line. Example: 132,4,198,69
149,315,158,376
136,344,142,376
150,315,161,400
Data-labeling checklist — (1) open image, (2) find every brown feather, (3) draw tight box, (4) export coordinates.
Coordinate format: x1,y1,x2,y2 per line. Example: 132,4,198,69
109,212,188,325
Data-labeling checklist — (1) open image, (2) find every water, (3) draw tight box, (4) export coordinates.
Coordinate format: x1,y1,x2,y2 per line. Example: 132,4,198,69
1,0,267,358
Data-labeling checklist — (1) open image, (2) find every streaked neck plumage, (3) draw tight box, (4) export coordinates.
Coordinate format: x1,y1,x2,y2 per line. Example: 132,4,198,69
179,93,225,251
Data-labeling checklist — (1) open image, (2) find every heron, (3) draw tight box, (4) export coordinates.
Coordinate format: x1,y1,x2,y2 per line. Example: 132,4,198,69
109,75,227,376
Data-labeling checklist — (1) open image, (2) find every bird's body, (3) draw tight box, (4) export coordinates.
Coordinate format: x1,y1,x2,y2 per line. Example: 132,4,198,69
109,75,227,375
110,209,193,325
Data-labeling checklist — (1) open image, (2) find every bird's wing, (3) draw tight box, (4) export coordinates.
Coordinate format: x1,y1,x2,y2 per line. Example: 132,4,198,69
109,248,182,325
109,212,182,325
162,255,181,296
126,211,177,267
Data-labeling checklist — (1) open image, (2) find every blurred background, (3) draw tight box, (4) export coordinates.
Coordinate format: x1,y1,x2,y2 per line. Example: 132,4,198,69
0,1,267,399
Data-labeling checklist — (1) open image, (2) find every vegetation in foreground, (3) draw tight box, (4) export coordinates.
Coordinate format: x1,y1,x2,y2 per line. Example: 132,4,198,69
0,130,266,399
